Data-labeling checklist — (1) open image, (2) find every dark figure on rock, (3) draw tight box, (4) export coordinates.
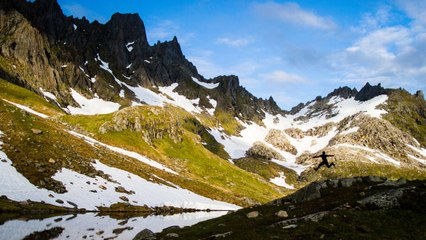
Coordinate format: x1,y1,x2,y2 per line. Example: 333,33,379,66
313,151,335,171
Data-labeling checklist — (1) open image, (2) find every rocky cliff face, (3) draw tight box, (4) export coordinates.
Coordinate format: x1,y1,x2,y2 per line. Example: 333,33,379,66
0,0,283,121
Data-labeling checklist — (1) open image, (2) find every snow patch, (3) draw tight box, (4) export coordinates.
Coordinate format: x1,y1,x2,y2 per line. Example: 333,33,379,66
126,41,135,52
61,64,67,68
78,66,90,78
340,126,359,135
119,89,125,98
333,143,400,166
39,88,57,101
206,96,217,115
375,152,400,166
407,154,426,165
269,172,294,189
159,83,202,113
67,88,120,115
407,144,426,158
2,99,48,118
191,77,219,89
73,24,77,30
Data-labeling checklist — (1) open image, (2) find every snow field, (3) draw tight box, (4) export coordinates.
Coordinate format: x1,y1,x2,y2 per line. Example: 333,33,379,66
67,88,121,115
191,77,219,89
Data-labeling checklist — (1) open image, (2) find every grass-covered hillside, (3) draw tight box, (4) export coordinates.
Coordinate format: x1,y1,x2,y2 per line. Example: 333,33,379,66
0,78,284,208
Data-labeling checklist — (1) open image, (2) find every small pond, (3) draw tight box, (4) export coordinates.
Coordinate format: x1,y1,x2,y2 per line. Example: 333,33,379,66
0,211,228,240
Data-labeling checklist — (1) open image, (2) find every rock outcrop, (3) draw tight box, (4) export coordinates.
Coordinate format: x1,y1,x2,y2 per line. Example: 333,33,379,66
245,141,284,160
264,129,297,154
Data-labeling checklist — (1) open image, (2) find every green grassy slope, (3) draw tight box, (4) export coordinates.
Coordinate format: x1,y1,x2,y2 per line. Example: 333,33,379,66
0,78,64,117
60,106,284,205
0,80,284,206
381,90,426,147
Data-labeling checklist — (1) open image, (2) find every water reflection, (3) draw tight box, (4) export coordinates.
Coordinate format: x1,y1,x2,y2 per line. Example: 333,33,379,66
0,211,228,240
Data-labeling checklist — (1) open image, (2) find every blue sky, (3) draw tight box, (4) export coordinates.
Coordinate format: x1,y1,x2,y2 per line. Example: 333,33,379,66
57,0,426,110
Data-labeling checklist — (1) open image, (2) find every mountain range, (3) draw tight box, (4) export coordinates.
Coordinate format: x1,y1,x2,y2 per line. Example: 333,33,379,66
0,0,425,224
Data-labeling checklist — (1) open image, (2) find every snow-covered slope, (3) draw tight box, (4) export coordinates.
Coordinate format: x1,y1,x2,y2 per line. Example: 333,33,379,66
209,94,425,179
0,130,238,211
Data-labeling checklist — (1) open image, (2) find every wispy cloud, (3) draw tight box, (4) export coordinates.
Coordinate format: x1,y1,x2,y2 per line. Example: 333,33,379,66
395,0,426,25
253,1,336,30
216,37,254,47
62,4,107,22
261,70,308,84
148,20,179,41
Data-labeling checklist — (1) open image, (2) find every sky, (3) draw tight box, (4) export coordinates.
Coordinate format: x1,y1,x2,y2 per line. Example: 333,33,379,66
57,0,426,110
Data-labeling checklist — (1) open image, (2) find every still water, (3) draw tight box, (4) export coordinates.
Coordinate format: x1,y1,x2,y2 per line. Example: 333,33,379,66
0,211,227,240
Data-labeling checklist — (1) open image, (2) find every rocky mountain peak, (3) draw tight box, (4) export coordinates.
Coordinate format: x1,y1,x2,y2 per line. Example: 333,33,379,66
105,12,149,49
355,82,390,101
326,86,358,99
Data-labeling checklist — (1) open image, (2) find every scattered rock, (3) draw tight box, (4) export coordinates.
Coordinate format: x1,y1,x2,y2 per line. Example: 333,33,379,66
55,199,64,204
246,211,259,218
133,228,155,240
380,178,407,187
357,189,404,209
282,224,298,229
31,128,43,135
276,210,288,218
115,186,133,194
99,185,107,190
272,211,329,228
208,231,232,239
165,233,179,238
113,227,133,234
1,159,7,163
363,176,386,184
119,196,129,202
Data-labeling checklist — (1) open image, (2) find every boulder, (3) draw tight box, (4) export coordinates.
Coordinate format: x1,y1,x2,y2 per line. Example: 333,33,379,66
133,229,155,240
246,211,259,218
31,128,43,134
276,210,288,218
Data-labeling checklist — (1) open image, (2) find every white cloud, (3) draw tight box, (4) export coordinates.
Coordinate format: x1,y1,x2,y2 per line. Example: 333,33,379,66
329,24,426,89
253,1,336,30
216,37,254,47
395,0,426,25
260,70,308,84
